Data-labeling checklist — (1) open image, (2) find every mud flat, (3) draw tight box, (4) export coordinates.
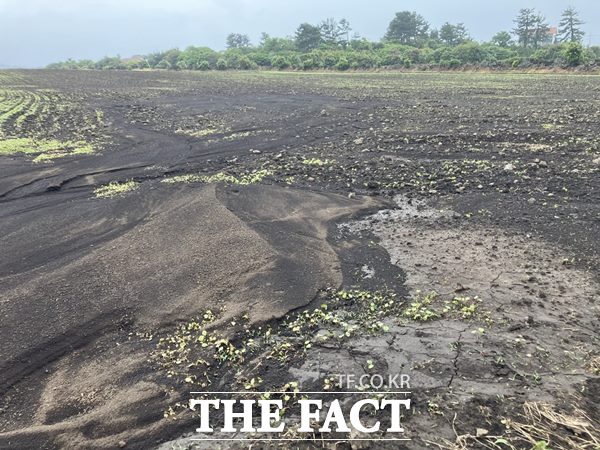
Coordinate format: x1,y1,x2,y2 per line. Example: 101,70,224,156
0,70,599,449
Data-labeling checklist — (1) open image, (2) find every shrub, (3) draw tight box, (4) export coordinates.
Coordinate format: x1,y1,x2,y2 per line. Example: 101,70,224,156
419,47,436,64
321,52,338,68
336,57,350,71
216,58,228,70
238,56,257,70
433,46,454,63
452,42,484,64
530,46,563,66
155,60,171,70
271,55,290,70
300,55,317,70
248,52,272,67
288,54,303,69
586,46,600,64
440,58,461,69
562,42,584,67
379,44,413,66
198,60,210,71
177,46,217,70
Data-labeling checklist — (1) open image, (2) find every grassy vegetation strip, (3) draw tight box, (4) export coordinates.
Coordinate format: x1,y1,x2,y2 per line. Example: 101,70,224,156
0,137,94,162
162,169,272,185
93,180,139,198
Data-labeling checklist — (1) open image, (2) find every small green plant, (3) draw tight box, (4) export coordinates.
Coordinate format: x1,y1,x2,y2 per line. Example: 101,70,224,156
95,109,105,125
404,291,439,321
323,376,338,391
427,400,444,416
302,158,332,166
443,296,481,319
542,123,558,131
244,377,263,390
93,180,138,198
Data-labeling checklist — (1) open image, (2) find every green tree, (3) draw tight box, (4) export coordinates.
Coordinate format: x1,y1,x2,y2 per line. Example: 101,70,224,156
337,19,352,46
439,23,469,46
95,56,125,70
559,7,585,43
260,36,295,52
491,31,513,47
158,48,181,69
384,11,429,45
146,52,165,68
226,33,251,49
178,46,217,70
247,52,271,67
532,13,550,48
295,23,323,51
349,37,373,51
513,8,536,48
237,56,257,70
453,42,484,64
319,18,351,47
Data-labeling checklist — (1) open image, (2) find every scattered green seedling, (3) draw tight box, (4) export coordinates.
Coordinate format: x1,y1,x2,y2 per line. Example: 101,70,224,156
93,180,138,198
176,127,225,138
95,109,105,125
444,295,481,319
302,158,332,166
323,376,338,391
403,291,439,322
427,401,444,416
162,169,272,185
542,123,561,131
244,377,263,390
0,137,94,162
153,288,403,397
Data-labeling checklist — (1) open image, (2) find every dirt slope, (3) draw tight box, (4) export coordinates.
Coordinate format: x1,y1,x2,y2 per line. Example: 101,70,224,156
0,181,375,449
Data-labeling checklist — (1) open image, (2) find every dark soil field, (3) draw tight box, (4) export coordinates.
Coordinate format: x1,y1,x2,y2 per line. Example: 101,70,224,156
0,70,599,450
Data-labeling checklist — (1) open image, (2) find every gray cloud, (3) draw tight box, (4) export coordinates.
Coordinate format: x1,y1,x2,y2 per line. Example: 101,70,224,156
1,0,598,68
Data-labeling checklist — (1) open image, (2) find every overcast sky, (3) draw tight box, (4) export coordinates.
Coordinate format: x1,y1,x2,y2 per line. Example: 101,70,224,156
1,0,598,68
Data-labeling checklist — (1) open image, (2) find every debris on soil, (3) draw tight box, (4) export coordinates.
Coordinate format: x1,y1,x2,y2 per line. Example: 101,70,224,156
0,70,599,449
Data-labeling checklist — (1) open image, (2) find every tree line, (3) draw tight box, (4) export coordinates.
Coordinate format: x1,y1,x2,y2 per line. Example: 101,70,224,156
48,7,598,71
